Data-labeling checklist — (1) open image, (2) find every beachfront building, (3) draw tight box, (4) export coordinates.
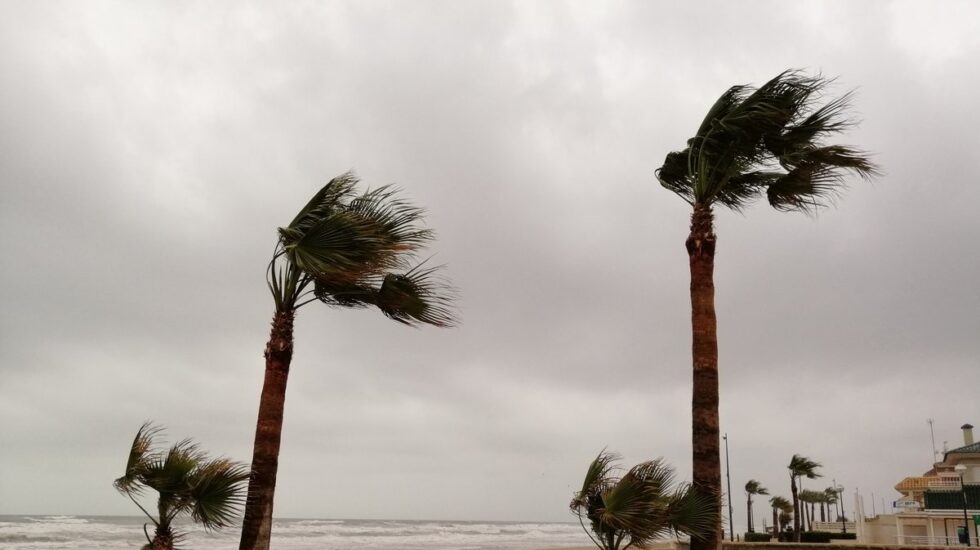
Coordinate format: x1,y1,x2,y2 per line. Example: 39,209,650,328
861,423,980,546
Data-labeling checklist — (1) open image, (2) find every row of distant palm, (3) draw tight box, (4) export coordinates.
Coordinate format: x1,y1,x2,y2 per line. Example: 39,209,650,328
746,454,847,541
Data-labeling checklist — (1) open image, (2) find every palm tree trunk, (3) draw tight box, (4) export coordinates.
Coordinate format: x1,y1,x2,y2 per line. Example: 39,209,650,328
747,495,753,533
791,476,800,542
240,310,295,550
687,204,720,550
772,506,778,537
150,524,175,550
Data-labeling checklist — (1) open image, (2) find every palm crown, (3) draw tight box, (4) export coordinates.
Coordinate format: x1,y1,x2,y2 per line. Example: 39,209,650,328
114,423,250,549
745,479,769,496
571,451,714,550
788,454,822,479
656,70,876,213
268,172,455,326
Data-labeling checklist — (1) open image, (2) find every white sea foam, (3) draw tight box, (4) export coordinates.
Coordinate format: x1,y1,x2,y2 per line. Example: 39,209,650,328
0,515,587,549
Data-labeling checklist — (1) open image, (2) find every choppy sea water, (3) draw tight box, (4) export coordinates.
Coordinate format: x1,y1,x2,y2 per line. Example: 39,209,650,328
0,515,587,549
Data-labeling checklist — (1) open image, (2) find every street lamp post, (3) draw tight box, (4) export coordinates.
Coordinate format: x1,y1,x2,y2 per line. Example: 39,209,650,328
955,465,971,547
724,433,734,541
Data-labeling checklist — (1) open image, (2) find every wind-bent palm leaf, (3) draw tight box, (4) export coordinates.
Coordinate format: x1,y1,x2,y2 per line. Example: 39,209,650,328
189,459,251,530
115,424,248,549
571,452,712,550
788,455,822,478
657,70,876,213
114,422,163,496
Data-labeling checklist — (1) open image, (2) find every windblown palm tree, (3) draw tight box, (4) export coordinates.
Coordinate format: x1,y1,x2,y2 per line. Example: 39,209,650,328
769,496,792,537
240,173,456,550
788,454,822,541
571,451,714,550
114,423,250,550
744,479,769,533
799,489,824,531
656,70,875,550
824,486,840,521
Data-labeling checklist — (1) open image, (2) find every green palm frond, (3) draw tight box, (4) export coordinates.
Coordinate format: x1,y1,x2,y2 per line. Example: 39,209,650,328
115,424,248,545
788,454,822,478
282,172,359,240
571,453,713,550
376,263,457,327
770,495,793,512
267,173,457,326
571,450,619,511
114,422,163,496
658,70,877,213
188,458,250,530
666,483,716,540
745,479,768,496
824,487,839,503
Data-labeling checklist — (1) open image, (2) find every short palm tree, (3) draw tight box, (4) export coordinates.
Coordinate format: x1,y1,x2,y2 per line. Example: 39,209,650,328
799,489,824,531
824,486,840,521
240,173,456,550
571,451,714,550
114,423,250,550
788,455,822,541
769,496,792,536
656,70,875,550
744,479,769,533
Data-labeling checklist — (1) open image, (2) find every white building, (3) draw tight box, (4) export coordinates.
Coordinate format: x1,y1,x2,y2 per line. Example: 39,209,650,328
860,423,979,546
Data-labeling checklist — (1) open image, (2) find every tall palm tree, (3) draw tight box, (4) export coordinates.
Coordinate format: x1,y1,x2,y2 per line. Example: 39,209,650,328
570,451,714,550
744,479,769,533
788,454,822,541
769,496,792,537
656,71,875,550
240,173,456,550
114,423,250,550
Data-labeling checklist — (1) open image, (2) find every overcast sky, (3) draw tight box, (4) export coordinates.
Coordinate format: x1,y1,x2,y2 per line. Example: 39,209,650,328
1,0,978,528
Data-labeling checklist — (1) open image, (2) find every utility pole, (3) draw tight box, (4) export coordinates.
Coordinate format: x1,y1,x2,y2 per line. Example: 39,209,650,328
929,418,939,465
724,433,734,541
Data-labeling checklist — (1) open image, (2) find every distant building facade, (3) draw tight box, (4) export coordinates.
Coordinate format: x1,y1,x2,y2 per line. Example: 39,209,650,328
861,423,980,545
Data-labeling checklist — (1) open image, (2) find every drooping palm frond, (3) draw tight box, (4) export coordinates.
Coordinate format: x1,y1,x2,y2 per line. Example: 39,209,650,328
657,70,877,213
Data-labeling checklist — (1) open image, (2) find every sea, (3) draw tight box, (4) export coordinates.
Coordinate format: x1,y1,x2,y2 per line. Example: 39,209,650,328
0,515,587,549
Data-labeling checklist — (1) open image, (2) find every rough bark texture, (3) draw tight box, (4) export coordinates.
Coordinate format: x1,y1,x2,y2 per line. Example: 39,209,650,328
687,204,721,550
240,310,295,550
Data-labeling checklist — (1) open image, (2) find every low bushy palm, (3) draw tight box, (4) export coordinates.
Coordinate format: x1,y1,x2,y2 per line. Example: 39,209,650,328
114,423,250,550
571,451,714,550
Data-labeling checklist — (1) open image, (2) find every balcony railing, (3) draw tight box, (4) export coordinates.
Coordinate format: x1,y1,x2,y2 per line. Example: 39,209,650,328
896,476,970,491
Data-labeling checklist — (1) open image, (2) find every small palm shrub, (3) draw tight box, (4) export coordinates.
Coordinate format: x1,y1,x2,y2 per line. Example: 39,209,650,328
570,451,713,550
114,423,250,550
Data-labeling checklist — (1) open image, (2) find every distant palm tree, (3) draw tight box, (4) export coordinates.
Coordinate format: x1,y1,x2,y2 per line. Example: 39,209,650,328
799,489,824,531
744,480,769,533
656,71,876,550
788,455,822,541
571,451,714,550
769,496,793,537
114,423,250,550
824,487,840,521
240,173,456,550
